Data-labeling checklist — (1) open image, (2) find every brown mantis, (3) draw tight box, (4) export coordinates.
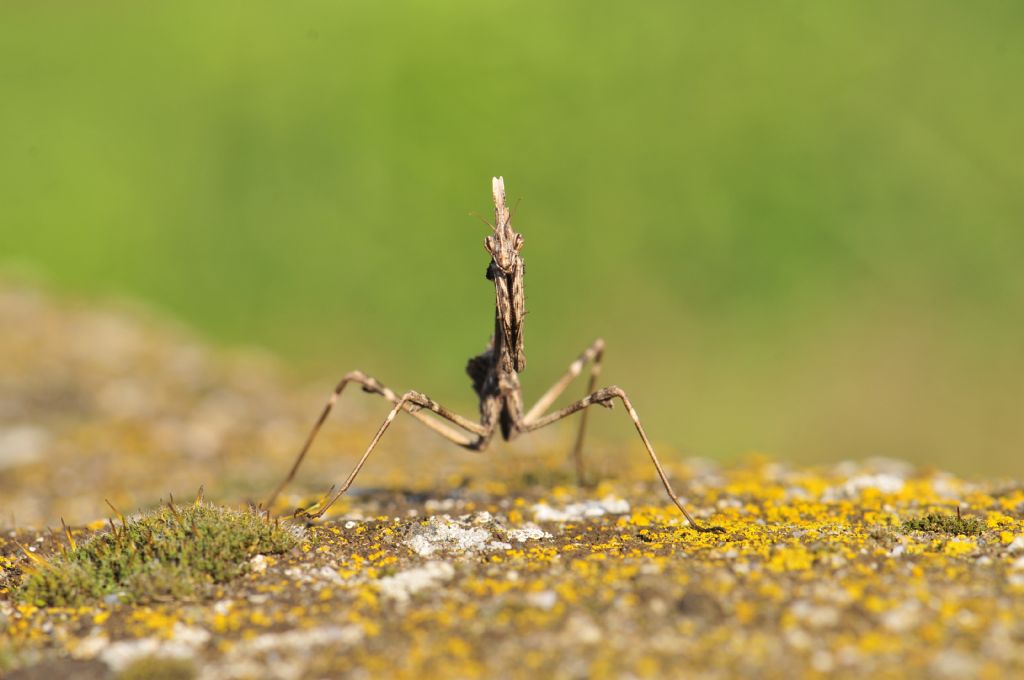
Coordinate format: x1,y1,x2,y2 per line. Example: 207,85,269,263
265,177,722,532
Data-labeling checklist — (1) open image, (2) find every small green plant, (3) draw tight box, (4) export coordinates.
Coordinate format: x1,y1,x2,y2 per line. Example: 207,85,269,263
17,499,300,606
901,511,983,536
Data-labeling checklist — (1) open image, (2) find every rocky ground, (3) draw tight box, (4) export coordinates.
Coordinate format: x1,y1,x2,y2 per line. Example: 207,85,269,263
2,283,1023,679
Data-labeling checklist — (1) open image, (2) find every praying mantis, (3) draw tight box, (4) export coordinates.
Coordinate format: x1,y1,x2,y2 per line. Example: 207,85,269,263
265,177,721,533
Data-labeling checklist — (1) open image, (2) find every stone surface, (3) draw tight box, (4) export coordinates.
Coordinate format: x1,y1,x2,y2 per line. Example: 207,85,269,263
2,284,1024,679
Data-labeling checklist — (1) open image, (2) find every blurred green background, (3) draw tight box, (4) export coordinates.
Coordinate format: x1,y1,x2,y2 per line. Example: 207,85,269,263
2,2,1022,476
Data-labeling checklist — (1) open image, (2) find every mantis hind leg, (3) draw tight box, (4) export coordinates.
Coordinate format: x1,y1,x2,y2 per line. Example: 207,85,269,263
264,372,486,510
521,385,723,533
295,391,492,519
521,339,605,485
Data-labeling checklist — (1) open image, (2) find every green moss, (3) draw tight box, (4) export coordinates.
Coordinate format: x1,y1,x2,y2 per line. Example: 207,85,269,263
900,512,983,536
118,656,196,680
17,503,299,607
